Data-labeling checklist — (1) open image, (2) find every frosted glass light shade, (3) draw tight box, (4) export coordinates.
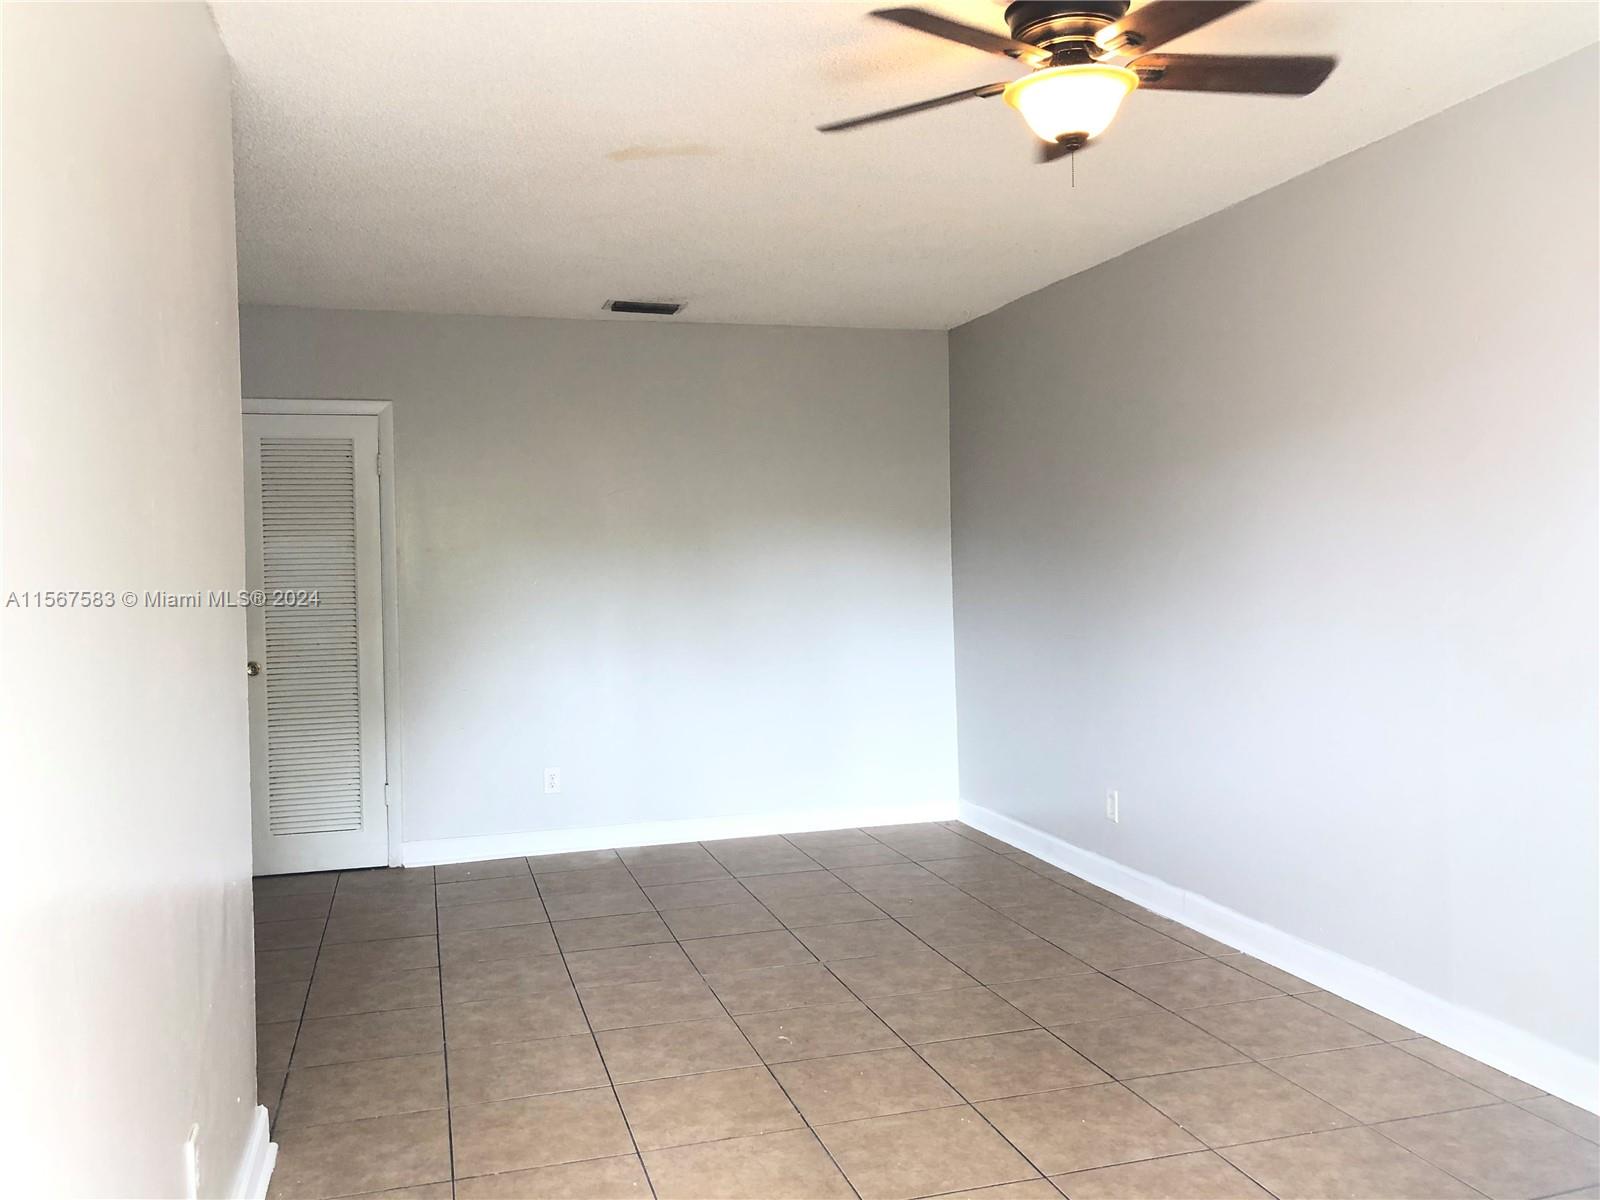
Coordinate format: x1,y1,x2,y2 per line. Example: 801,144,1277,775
1003,64,1138,144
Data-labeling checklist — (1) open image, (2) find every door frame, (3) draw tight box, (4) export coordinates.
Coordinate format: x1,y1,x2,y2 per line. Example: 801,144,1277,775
244,397,405,867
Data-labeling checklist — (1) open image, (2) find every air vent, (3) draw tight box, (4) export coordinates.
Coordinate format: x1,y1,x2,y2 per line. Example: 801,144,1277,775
603,299,683,316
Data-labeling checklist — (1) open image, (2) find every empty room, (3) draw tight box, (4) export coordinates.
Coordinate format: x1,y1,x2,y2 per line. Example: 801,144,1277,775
3,1,1597,1198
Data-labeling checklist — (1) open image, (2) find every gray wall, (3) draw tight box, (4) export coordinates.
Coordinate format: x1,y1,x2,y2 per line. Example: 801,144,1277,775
239,308,957,847
1,4,256,1195
949,49,1598,1060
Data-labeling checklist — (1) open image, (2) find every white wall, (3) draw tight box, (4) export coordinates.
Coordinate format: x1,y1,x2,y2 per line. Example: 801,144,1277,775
949,48,1598,1069
1,4,258,1196
238,308,957,852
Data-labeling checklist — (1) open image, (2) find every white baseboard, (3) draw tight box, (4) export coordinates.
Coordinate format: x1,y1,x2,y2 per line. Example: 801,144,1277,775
958,800,1599,1114
228,1105,276,1200
401,802,959,868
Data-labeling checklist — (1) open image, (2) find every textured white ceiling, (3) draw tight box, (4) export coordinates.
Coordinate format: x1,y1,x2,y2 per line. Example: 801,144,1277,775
216,1,1598,329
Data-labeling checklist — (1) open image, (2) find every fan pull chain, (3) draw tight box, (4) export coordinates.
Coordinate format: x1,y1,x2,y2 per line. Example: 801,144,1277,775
1071,151,1075,188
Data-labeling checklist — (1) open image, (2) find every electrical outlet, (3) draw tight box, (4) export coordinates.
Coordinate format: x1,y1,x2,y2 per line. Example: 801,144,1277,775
1105,789,1119,823
543,767,561,795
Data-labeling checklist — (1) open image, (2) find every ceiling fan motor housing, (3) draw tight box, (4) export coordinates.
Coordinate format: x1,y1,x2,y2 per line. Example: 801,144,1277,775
1004,1,1130,63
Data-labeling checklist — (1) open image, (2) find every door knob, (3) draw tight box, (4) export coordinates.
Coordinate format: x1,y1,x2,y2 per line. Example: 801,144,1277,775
247,661,261,677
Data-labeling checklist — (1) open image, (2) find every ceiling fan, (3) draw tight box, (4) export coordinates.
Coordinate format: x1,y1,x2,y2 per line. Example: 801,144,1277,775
819,1,1336,162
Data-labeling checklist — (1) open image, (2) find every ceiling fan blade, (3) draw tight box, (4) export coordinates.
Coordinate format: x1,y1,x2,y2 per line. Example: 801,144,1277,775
870,7,1049,65
817,81,1007,132
1130,53,1336,95
1097,1,1253,59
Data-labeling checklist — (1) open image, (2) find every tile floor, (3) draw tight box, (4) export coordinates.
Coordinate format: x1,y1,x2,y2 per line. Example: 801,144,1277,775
254,822,1599,1200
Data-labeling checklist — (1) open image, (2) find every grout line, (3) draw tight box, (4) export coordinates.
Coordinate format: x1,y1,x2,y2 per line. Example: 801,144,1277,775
613,845,866,1200
527,856,660,1200
426,865,457,1200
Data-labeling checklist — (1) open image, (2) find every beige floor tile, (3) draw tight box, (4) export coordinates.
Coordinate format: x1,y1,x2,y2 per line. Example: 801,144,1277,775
1226,954,1317,994
443,989,588,1046
1127,915,1238,957
1051,1149,1271,1199
451,1087,634,1177
1058,927,1207,972
896,908,1032,950
315,936,438,976
257,946,320,984
437,898,548,934
1112,957,1281,1010
329,889,437,920
255,871,340,899
681,929,817,973
293,1006,444,1068
1052,1011,1249,1079
916,1029,1108,1101
433,856,530,884
938,938,1094,986
1392,1038,1544,1100
617,1065,803,1150
1128,1062,1354,1146
1378,1102,1600,1200
661,900,782,940
538,866,644,896
577,971,723,1031
258,1021,298,1074
618,841,713,866
1268,1042,1497,1122
448,1032,608,1104
830,863,943,894
543,887,654,922
960,877,1087,910
868,986,1036,1044
784,829,879,851
267,1109,450,1200
552,911,673,952
525,848,619,874
596,1015,761,1083
826,949,979,998
259,1068,285,1128
563,941,694,986
735,999,903,1062
256,918,327,951
276,1053,446,1129
627,859,732,886
440,922,557,964
977,1083,1201,1175
257,977,311,1024
1301,990,1417,1040
643,1128,855,1199
455,1154,651,1199
717,851,822,877
761,892,887,927
792,919,930,962
816,1104,1039,1200
772,1047,961,1124
1520,1095,1600,1144
803,843,912,869
703,961,856,1014
1184,995,1379,1059
306,966,441,1018
255,892,335,924
738,870,857,901
992,973,1163,1027
935,1182,1064,1200
437,875,540,908
339,867,435,893
441,954,572,1004
871,884,980,915
1221,1126,1485,1199
642,878,755,909
324,907,439,944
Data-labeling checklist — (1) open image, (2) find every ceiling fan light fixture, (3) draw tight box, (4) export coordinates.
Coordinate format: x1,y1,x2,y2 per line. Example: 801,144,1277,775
1002,63,1138,145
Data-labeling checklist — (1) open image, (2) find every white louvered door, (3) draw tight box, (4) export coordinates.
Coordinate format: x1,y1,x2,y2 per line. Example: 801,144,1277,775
244,414,388,874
